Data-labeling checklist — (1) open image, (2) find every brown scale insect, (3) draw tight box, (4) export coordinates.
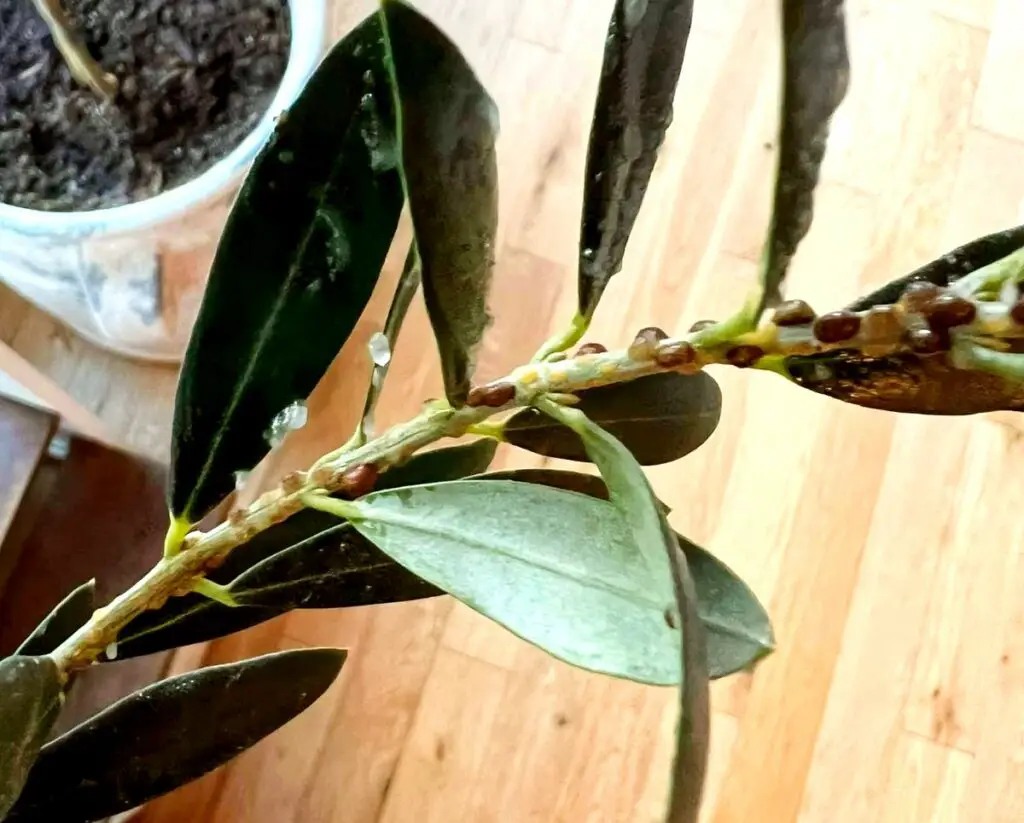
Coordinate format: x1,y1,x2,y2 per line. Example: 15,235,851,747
574,341,607,356
628,326,668,361
341,463,379,498
858,306,905,356
281,470,306,494
1011,297,1024,326
924,293,976,330
726,344,763,368
654,341,697,369
772,299,816,327
898,280,943,314
907,327,943,354
813,311,861,344
467,381,516,408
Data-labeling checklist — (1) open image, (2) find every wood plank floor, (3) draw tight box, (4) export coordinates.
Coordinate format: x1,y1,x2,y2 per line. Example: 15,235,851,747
94,0,1024,819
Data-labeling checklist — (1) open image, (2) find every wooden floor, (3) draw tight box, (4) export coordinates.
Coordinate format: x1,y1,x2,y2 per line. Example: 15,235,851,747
9,0,1024,819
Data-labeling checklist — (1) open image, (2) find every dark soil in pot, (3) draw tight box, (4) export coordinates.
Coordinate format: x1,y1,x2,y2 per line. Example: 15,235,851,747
0,0,291,212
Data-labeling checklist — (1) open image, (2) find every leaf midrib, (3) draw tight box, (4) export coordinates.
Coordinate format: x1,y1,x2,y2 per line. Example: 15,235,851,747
356,504,668,612
699,611,772,646
183,91,379,519
507,410,715,433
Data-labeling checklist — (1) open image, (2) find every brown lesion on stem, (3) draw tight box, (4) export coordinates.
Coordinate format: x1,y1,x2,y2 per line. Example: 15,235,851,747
30,0,118,101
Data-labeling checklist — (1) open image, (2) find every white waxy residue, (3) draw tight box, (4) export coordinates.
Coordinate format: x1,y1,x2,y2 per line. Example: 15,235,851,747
106,642,118,660
234,470,251,491
368,332,392,367
266,400,308,447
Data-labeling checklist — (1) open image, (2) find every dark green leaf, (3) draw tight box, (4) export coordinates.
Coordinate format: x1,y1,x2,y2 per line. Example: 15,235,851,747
675,535,773,678
359,244,421,437
109,602,287,663
478,468,667,514
5,648,345,823
786,350,1024,415
0,657,63,819
847,224,1024,311
664,522,710,822
15,580,95,656
504,372,721,465
112,441,496,660
476,468,615,501
759,0,849,314
381,0,499,406
378,439,498,491
534,399,708,819
578,0,695,319
229,523,440,609
170,13,404,522
340,480,682,684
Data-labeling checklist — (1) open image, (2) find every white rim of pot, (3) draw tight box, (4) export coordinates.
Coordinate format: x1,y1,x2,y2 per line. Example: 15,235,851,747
0,0,328,239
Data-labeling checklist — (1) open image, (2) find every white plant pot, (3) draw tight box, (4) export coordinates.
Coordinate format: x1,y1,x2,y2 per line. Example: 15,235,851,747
0,0,329,363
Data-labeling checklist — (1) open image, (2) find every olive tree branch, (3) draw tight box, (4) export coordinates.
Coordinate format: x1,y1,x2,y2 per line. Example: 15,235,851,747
31,0,118,101
48,293,1024,676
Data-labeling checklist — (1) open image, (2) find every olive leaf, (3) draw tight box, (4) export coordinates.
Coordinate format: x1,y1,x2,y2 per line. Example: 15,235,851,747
111,441,497,661
15,580,95,656
480,469,772,678
758,0,849,315
324,480,683,685
170,12,404,524
578,0,695,319
503,372,721,465
0,657,63,819
533,398,708,820
381,0,499,406
359,244,421,439
847,224,1024,311
675,534,773,678
4,649,345,823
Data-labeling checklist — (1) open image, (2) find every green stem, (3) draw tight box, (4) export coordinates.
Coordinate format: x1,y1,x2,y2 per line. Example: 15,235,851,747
465,420,507,440
951,339,1024,381
163,516,192,559
52,292,1024,676
301,494,366,521
191,579,240,607
532,312,590,362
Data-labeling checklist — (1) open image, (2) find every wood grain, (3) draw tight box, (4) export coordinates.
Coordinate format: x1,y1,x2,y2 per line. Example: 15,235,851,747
0,396,53,553
7,0,1022,820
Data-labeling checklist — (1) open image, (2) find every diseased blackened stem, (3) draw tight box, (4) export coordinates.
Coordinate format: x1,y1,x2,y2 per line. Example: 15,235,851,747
30,0,118,101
